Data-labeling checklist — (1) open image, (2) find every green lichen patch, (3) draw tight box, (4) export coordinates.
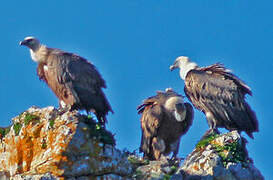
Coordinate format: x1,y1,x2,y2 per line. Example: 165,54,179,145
41,139,47,149
169,165,178,175
128,155,149,166
87,114,94,120
13,123,22,136
163,174,172,180
86,116,116,146
196,132,219,150
0,126,11,138
214,141,249,167
24,112,40,126
195,132,250,168
49,119,55,128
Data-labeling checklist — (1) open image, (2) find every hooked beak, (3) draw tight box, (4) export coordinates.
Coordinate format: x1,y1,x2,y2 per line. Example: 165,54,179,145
175,103,185,114
19,40,26,46
170,64,177,71
19,40,28,46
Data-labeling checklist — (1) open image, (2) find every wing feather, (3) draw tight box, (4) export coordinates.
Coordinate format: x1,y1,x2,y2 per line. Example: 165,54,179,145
44,50,112,121
48,51,106,89
184,103,194,132
138,96,164,156
185,65,258,134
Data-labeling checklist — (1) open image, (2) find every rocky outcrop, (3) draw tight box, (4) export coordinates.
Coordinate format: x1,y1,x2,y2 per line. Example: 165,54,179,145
0,107,264,180
131,131,264,180
0,106,133,179
173,131,264,180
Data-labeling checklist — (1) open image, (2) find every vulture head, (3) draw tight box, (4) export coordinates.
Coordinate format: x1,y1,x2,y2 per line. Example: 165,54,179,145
164,95,186,122
20,36,41,52
170,56,198,80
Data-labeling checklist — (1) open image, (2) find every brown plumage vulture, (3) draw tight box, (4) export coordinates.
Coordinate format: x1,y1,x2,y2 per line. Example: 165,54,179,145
170,56,258,138
137,88,193,160
20,36,113,125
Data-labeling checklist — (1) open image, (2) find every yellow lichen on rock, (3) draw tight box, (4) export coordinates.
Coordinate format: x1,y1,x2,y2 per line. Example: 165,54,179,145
0,106,132,179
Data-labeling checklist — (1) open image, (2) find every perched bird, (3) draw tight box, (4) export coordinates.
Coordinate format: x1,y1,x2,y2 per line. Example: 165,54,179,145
170,56,258,138
20,36,113,125
137,88,193,160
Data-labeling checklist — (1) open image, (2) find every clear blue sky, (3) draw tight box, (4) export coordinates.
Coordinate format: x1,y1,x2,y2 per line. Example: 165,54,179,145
0,0,272,178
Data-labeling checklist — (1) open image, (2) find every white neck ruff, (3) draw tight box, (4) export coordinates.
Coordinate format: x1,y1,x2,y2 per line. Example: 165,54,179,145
179,62,197,80
30,45,47,63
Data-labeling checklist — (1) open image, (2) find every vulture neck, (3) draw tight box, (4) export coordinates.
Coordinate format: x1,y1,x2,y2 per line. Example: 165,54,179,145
164,96,186,122
30,45,48,63
179,62,198,80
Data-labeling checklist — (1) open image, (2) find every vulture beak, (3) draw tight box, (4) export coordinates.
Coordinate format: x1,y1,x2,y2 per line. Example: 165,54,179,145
170,60,179,71
170,64,178,71
175,103,185,114
19,40,26,46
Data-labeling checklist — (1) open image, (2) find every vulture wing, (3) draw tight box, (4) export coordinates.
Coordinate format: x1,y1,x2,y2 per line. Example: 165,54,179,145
138,95,165,158
43,49,112,123
184,64,258,137
52,51,106,88
184,103,194,133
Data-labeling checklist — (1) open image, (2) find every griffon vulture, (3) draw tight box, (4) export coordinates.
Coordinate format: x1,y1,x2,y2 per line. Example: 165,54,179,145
137,88,193,160
20,36,113,125
170,56,258,138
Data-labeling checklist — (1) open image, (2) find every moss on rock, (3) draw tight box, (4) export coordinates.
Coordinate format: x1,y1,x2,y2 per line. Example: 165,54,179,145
215,141,249,167
49,119,55,128
195,131,250,168
13,123,22,136
0,126,11,138
23,112,40,125
128,155,149,166
195,132,219,150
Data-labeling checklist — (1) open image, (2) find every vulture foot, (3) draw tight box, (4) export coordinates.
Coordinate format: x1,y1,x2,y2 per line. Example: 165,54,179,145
57,106,73,115
168,156,182,165
201,128,220,140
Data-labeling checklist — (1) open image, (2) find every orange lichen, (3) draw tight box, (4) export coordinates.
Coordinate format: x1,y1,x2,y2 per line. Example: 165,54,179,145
193,164,200,171
0,107,120,178
1,112,76,177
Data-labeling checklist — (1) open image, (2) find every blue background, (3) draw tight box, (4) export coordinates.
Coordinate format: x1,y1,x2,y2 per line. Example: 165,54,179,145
0,0,272,178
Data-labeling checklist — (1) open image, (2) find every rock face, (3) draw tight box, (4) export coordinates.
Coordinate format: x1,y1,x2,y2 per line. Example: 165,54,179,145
175,131,264,180
0,107,264,180
131,132,264,180
0,106,133,179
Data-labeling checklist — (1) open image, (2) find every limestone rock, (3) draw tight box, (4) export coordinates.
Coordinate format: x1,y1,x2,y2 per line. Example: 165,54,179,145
129,131,264,180
0,106,133,179
131,157,179,180
0,107,264,180
176,131,264,180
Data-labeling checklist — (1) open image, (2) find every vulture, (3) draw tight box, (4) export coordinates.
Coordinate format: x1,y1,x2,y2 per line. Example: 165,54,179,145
170,56,258,138
137,88,193,160
20,36,113,125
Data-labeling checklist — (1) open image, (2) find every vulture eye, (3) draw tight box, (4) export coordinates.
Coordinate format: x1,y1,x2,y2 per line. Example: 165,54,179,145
24,39,34,44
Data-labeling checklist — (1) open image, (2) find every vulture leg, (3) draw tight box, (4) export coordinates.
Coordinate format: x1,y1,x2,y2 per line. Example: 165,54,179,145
152,137,165,160
93,112,107,127
170,139,180,160
202,111,221,140
57,101,73,115
201,128,220,141
206,112,217,129
143,152,151,160
205,111,220,134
